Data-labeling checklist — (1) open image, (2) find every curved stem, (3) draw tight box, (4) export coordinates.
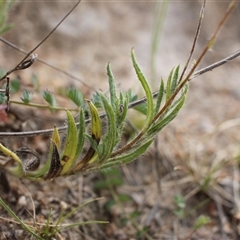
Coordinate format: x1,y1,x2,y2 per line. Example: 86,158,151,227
10,100,79,112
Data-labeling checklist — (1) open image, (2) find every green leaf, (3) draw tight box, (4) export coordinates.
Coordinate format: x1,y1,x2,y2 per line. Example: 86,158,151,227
74,109,86,161
171,65,179,94
92,92,102,108
154,79,164,115
98,139,153,171
117,91,129,126
133,102,147,115
174,194,186,209
131,49,154,127
193,215,211,229
72,100,102,172
60,110,78,175
166,68,173,101
107,63,117,111
10,78,20,93
148,94,186,136
20,89,32,104
67,88,84,107
97,93,116,161
0,92,7,104
42,90,56,107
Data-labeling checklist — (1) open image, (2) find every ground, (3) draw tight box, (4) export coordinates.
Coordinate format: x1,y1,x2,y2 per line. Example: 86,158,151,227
0,1,240,239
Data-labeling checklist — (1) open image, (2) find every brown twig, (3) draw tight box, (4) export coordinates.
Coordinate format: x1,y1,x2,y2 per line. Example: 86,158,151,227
0,37,96,91
178,0,206,84
0,0,81,82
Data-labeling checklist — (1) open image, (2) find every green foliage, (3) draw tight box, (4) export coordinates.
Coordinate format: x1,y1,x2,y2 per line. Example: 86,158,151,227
193,215,211,229
9,78,20,93
21,89,32,104
42,90,56,108
0,51,188,180
173,194,186,219
0,92,7,104
67,87,84,107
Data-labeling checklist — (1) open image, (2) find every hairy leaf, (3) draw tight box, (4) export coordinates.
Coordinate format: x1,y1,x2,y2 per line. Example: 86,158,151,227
60,110,78,175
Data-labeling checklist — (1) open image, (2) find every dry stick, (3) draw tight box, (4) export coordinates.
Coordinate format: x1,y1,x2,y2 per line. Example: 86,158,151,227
178,0,206,84
190,48,240,80
0,0,81,82
0,37,96,91
0,48,239,138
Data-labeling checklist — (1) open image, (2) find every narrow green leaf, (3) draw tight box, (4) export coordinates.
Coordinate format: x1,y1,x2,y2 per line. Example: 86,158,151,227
154,79,164,115
117,91,129,126
98,93,116,161
20,89,32,104
148,94,186,136
0,92,7,104
10,79,20,93
74,109,85,161
133,102,147,115
42,90,56,107
166,68,173,101
67,88,84,107
171,65,179,94
107,63,117,111
131,49,154,127
0,198,42,240
72,100,101,172
194,215,211,229
60,110,78,175
87,100,101,141
97,139,153,171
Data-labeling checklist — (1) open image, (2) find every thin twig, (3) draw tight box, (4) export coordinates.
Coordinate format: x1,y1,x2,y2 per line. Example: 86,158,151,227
0,0,81,82
190,49,240,80
0,37,96,91
178,0,206,83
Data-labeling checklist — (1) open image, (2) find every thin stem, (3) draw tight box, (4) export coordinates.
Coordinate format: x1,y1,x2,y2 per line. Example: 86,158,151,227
190,49,240,80
0,37,96,91
178,0,206,83
10,100,79,112
0,0,81,81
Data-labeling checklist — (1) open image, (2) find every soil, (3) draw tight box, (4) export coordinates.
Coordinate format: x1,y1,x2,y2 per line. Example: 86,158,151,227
0,1,240,240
